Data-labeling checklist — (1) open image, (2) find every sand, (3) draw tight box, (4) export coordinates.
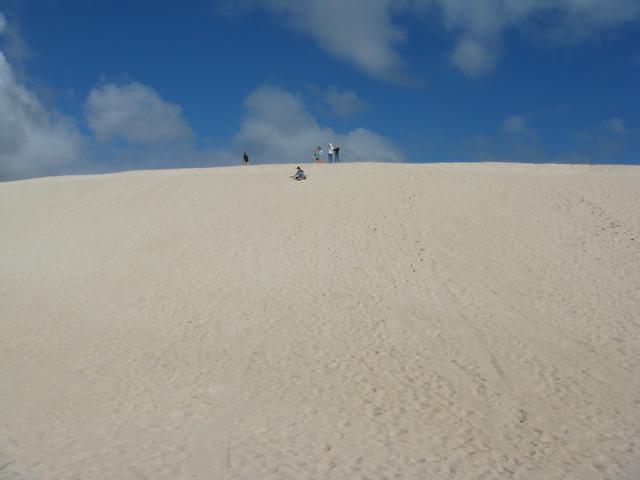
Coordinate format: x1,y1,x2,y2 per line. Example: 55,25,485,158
1,162,639,480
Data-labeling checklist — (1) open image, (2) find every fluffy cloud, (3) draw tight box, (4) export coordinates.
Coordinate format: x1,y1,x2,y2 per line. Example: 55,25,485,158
221,0,409,81
450,38,496,77
324,86,368,118
434,0,640,75
86,82,193,144
236,85,403,163
0,51,83,180
0,10,30,65
219,0,640,78
502,115,536,137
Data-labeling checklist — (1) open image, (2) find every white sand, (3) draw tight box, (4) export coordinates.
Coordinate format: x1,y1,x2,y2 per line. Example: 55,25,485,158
1,162,639,480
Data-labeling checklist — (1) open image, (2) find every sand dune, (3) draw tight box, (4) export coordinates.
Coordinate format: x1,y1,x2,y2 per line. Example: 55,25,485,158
1,162,639,480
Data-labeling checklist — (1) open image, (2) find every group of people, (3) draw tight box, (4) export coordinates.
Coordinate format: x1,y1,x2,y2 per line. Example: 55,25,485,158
242,143,341,166
313,143,341,163
242,143,343,181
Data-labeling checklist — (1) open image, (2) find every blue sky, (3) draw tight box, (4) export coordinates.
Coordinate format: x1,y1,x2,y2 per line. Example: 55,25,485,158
0,0,639,180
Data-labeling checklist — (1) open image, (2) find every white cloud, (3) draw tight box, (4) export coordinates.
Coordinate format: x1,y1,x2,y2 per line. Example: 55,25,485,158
220,0,410,81
429,0,640,75
605,117,627,135
86,82,193,144
0,10,31,65
235,85,403,163
549,0,640,40
502,115,536,137
340,127,403,162
324,86,368,117
0,51,83,180
219,0,640,79
451,38,496,77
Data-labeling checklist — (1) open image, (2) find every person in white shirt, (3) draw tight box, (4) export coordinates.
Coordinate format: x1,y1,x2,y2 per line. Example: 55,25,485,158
328,143,334,163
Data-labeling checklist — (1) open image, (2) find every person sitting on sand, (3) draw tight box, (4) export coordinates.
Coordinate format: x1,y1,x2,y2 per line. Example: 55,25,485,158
292,166,306,181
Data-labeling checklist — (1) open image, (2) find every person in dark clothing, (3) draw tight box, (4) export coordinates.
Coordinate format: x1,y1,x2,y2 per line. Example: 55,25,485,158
243,151,249,165
333,144,341,162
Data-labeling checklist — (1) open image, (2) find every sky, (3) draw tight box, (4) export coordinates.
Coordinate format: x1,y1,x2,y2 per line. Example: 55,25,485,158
0,0,639,180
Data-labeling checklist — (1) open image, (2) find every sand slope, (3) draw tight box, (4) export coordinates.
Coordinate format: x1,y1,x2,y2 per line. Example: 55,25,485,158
1,163,639,480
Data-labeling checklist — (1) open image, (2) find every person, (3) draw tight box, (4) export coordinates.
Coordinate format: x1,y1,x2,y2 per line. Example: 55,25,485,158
328,143,334,163
333,144,341,162
292,166,306,180
314,146,322,163
243,151,249,165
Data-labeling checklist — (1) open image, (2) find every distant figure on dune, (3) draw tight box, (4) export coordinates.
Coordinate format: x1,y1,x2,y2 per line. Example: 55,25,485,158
292,166,306,181
314,146,322,163
328,143,334,163
333,144,341,162
243,151,249,165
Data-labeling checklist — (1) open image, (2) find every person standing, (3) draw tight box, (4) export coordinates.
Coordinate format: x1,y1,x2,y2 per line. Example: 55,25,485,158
333,144,341,162
328,143,334,163
314,146,322,163
243,151,249,165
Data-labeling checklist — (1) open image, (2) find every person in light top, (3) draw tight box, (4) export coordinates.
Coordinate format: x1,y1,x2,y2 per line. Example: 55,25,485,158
328,143,334,163
293,166,306,180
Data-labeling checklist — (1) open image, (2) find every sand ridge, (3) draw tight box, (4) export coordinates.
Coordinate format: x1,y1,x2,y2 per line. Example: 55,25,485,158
1,162,639,479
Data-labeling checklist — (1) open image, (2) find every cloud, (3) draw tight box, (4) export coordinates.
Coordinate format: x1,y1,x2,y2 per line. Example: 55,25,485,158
218,0,410,81
605,117,627,135
432,0,640,75
340,127,403,162
86,82,193,145
451,38,496,77
0,51,84,181
235,85,403,163
324,86,368,118
455,113,638,164
502,115,536,137
542,0,640,41
0,10,31,66
218,0,640,79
